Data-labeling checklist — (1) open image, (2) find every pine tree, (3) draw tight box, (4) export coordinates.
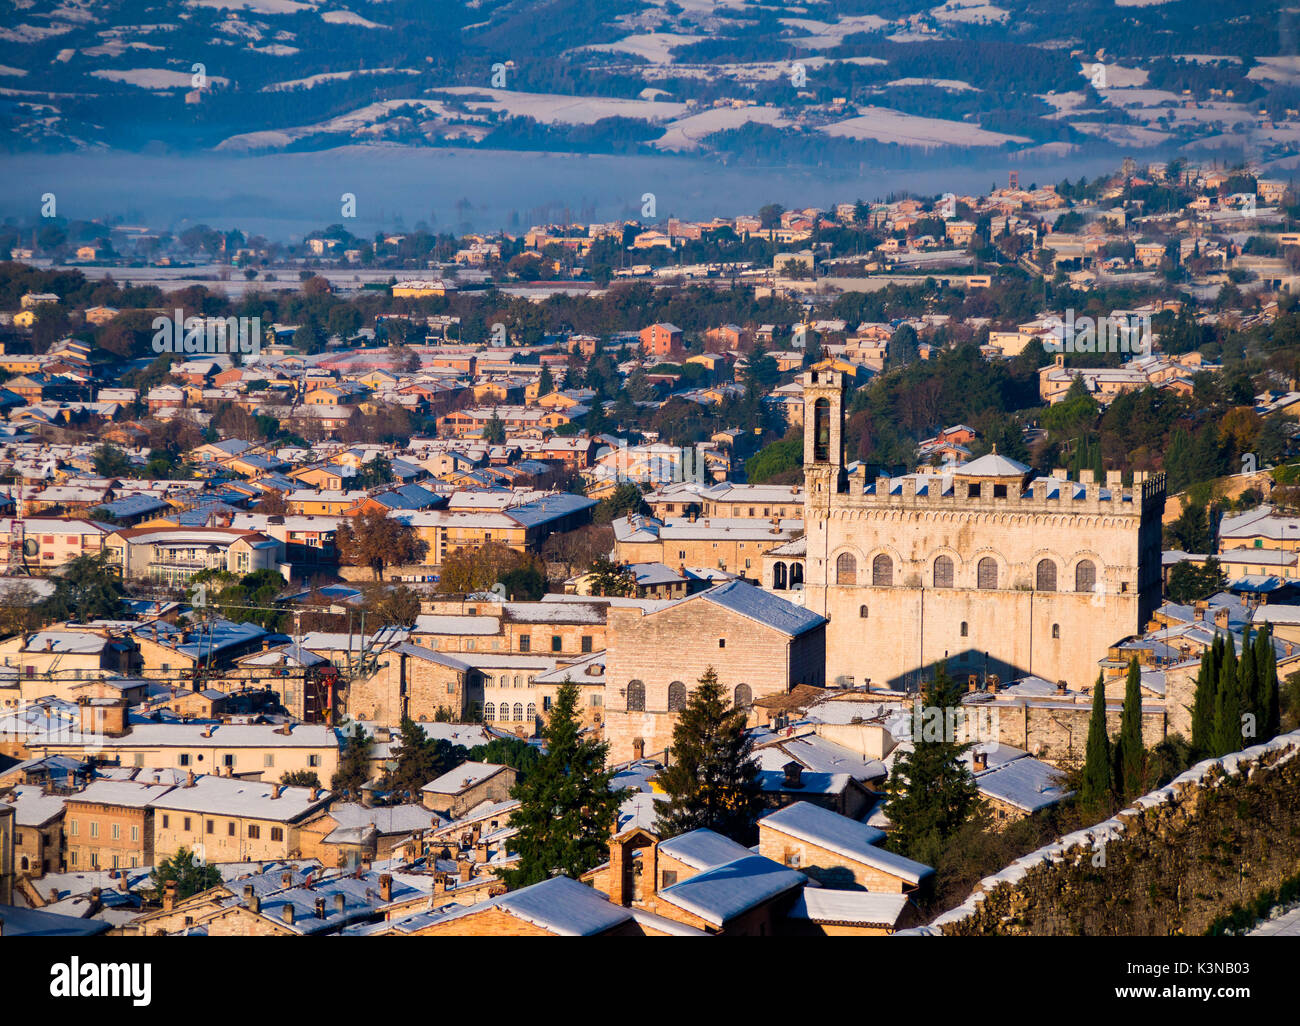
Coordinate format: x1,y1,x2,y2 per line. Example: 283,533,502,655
883,664,977,866
500,682,630,888
654,667,763,843
1117,658,1146,798
537,365,554,397
1081,673,1115,811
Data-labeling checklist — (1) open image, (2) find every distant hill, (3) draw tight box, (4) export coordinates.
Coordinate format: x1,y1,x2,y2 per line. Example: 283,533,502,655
3,0,1299,170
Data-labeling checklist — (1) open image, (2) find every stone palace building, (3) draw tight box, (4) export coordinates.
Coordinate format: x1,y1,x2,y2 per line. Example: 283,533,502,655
788,363,1166,691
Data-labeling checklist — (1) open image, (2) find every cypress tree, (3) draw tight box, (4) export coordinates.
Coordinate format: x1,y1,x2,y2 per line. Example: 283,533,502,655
1212,646,1242,757
654,666,763,843
1238,627,1259,739
1081,673,1114,811
1257,624,1281,741
500,681,630,888
1117,657,1146,798
1190,641,1216,758
883,663,977,866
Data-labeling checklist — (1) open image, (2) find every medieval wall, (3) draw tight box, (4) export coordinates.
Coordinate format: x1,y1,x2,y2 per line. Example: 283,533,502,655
912,729,1300,936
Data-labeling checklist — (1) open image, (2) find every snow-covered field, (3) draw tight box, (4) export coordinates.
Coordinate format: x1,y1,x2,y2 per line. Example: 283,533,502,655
436,87,688,125
583,33,702,63
930,1,1009,24
321,10,387,29
887,78,979,92
187,0,316,12
91,68,231,89
653,105,791,151
781,15,890,49
821,106,1029,147
263,68,419,91
1070,122,1173,148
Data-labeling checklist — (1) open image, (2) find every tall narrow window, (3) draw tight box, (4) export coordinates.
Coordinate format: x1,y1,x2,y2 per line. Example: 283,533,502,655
734,683,752,709
667,681,686,712
626,680,645,712
773,562,788,590
814,398,830,462
1076,560,1097,594
933,555,954,588
836,553,857,585
872,554,893,587
1036,559,1057,592
977,558,998,590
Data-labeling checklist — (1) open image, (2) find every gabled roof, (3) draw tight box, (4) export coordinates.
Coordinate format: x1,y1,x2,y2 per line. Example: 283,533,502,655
657,854,805,927
696,580,826,638
759,801,932,884
657,827,754,871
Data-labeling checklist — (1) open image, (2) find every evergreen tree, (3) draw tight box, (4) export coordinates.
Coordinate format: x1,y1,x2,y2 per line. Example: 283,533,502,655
1238,627,1259,737
1212,642,1242,757
501,682,629,888
1117,658,1146,798
654,667,763,843
883,664,977,866
537,365,554,397
384,718,467,798
331,725,373,793
1190,637,1219,758
1258,624,1281,741
1081,673,1115,811
151,847,221,901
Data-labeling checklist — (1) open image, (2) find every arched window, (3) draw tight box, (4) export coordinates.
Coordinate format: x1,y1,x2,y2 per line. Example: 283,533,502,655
526,702,536,720
1076,560,1097,594
933,555,954,588
790,562,804,586
859,605,868,618
483,703,495,722
960,622,969,637
668,681,686,711
836,552,857,585
1036,559,1057,592
773,562,788,590
872,553,893,587
20,856,29,871
977,557,998,590
513,703,524,721
814,398,830,462
1052,623,1060,639
734,683,752,709
626,679,645,712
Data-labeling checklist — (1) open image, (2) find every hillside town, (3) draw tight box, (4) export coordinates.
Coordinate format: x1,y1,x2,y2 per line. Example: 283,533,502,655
2,158,1300,940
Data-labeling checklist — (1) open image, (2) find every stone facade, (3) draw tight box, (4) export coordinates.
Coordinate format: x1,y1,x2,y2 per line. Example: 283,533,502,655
602,589,825,764
800,365,1165,691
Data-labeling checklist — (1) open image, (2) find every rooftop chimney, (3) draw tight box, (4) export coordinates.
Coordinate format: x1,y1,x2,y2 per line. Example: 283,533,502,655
379,874,393,902
782,761,804,789
314,897,326,919
162,880,177,912
458,860,472,883
1057,680,1068,695
973,751,988,772
334,892,346,914
281,872,292,887
281,904,295,926
244,884,256,903
185,770,196,788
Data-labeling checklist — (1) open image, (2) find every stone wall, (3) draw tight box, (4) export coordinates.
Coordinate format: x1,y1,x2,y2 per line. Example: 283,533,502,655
910,730,1300,936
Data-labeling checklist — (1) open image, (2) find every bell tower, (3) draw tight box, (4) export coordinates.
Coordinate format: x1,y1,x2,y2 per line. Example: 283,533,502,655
802,364,846,502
